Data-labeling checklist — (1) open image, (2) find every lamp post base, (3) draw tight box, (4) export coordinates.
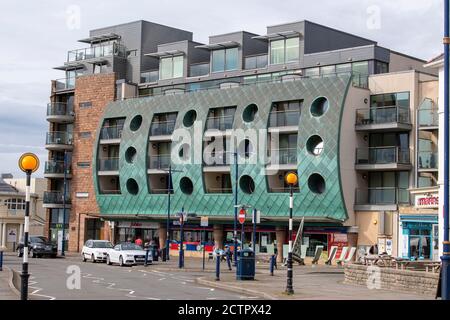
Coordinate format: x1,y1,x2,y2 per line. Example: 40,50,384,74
285,252,294,295
441,255,450,300
20,265,30,301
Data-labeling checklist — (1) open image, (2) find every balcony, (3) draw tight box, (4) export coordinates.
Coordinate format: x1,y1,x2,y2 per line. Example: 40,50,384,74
268,186,300,193
54,77,75,92
205,187,232,194
267,148,297,170
244,54,268,70
189,63,210,77
355,147,411,171
67,43,126,63
46,102,74,123
98,158,119,173
418,108,439,129
354,187,409,211
150,120,176,137
45,132,73,150
205,115,234,131
148,154,171,172
418,151,438,171
268,110,300,131
140,70,159,83
44,161,72,179
43,191,71,208
355,106,411,132
203,151,232,169
99,126,123,143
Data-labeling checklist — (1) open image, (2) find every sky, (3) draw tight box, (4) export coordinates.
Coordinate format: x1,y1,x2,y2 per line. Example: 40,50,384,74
0,0,443,178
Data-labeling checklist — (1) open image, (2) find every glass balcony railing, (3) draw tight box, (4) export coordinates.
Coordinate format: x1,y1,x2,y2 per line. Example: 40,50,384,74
355,147,410,165
205,115,234,131
46,132,73,145
268,186,300,193
355,106,410,126
269,148,297,165
44,161,71,175
150,121,176,136
47,102,73,117
98,158,119,171
418,151,438,169
55,77,76,91
418,108,439,127
43,191,71,205
67,43,126,63
203,151,232,166
100,126,123,140
148,154,171,170
189,63,210,77
355,187,409,205
205,187,233,194
244,54,268,70
140,70,159,83
268,110,300,127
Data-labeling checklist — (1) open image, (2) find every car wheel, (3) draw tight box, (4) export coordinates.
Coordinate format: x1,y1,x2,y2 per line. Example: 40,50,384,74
119,256,124,267
82,253,87,262
106,255,112,265
91,254,96,263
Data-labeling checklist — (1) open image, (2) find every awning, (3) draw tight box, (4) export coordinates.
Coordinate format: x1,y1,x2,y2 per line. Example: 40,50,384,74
400,215,438,223
78,33,121,44
195,41,240,50
53,63,85,71
252,30,301,41
86,59,109,65
144,50,185,58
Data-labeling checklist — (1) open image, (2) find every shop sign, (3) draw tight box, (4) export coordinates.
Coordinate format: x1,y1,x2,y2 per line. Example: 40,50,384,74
7,229,17,242
414,194,439,209
200,217,208,227
118,221,159,229
329,233,348,259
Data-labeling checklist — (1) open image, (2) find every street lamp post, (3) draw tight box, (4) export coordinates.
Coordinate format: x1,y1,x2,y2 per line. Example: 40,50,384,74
285,172,298,295
18,153,40,301
233,151,238,266
179,207,185,269
61,150,67,256
166,165,172,261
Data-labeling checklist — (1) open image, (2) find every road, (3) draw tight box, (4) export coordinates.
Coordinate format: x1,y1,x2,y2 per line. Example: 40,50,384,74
3,255,257,300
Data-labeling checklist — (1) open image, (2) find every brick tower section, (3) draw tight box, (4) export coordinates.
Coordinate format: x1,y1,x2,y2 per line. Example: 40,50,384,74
69,73,116,252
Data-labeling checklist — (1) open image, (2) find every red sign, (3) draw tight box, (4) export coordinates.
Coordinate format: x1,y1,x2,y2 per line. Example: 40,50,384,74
238,208,246,224
328,233,349,259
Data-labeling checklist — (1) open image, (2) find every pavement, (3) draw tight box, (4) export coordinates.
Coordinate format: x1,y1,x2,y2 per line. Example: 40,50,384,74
0,265,17,300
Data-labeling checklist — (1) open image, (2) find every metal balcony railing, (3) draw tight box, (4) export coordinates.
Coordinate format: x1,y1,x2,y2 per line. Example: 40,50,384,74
148,154,171,169
418,151,438,169
355,106,410,125
355,187,409,205
98,158,119,171
100,126,123,140
44,161,71,175
268,148,297,165
150,120,176,136
268,110,300,127
205,115,234,131
46,132,73,145
67,43,126,63
203,151,232,166
355,147,410,165
43,191,71,204
47,102,73,117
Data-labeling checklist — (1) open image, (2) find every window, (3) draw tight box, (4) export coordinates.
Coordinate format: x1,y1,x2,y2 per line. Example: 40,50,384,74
211,47,239,73
320,65,336,76
270,37,299,65
336,63,352,74
160,55,184,80
4,198,26,211
304,67,320,77
375,61,389,74
370,92,410,108
244,55,268,70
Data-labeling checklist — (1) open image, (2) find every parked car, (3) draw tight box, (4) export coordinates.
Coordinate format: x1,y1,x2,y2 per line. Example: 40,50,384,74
17,236,57,258
82,240,113,263
107,242,152,266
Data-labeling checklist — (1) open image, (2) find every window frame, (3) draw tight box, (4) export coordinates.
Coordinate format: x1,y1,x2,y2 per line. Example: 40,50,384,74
159,55,184,80
269,37,300,65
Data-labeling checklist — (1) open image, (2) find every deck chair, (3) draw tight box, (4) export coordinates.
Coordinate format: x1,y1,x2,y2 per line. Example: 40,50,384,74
293,245,308,265
311,245,324,265
325,246,338,265
336,247,349,265
344,247,357,264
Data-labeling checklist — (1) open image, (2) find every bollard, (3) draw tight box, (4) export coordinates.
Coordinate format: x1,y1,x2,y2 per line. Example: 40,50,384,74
226,252,232,271
215,255,220,281
270,255,275,276
0,251,3,271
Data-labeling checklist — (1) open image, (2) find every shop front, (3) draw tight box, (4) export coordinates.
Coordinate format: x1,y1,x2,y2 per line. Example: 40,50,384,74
399,215,439,261
115,221,160,246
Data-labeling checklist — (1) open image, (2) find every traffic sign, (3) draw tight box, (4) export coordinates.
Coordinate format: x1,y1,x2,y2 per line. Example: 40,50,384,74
239,208,246,224
200,216,209,227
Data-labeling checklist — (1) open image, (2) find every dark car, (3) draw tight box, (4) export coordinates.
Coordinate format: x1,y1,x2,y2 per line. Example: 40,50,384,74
17,236,57,258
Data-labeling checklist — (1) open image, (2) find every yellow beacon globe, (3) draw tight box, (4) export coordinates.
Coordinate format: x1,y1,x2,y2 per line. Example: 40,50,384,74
19,153,40,173
285,172,298,185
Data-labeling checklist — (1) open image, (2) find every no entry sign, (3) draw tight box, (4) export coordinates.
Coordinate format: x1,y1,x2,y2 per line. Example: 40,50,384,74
238,208,246,224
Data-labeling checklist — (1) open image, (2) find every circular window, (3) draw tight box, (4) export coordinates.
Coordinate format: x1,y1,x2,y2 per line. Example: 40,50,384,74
178,144,190,161
130,115,143,131
306,135,324,156
239,175,255,194
125,147,137,163
310,97,329,117
243,104,258,123
308,173,326,194
180,177,194,195
183,110,197,127
238,139,253,159
126,178,139,195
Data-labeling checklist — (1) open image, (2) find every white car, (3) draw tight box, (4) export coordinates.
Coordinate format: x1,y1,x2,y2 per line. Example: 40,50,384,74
82,240,113,263
107,242,152,266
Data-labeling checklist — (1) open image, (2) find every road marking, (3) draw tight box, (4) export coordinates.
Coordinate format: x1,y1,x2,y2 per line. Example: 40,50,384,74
158,278,166,281
27,275,56,300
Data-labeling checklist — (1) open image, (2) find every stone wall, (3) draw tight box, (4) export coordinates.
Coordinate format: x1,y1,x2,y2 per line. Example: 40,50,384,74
344,263,439,297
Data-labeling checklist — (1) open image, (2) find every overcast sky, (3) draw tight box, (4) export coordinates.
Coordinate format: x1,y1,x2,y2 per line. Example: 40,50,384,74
0,0,443,177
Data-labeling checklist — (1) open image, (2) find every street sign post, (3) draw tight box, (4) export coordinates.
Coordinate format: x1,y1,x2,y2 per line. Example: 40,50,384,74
239,208,246,248
200,216,209,270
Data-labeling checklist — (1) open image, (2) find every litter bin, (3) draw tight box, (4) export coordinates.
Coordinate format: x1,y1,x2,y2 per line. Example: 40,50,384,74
236,249,255,280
